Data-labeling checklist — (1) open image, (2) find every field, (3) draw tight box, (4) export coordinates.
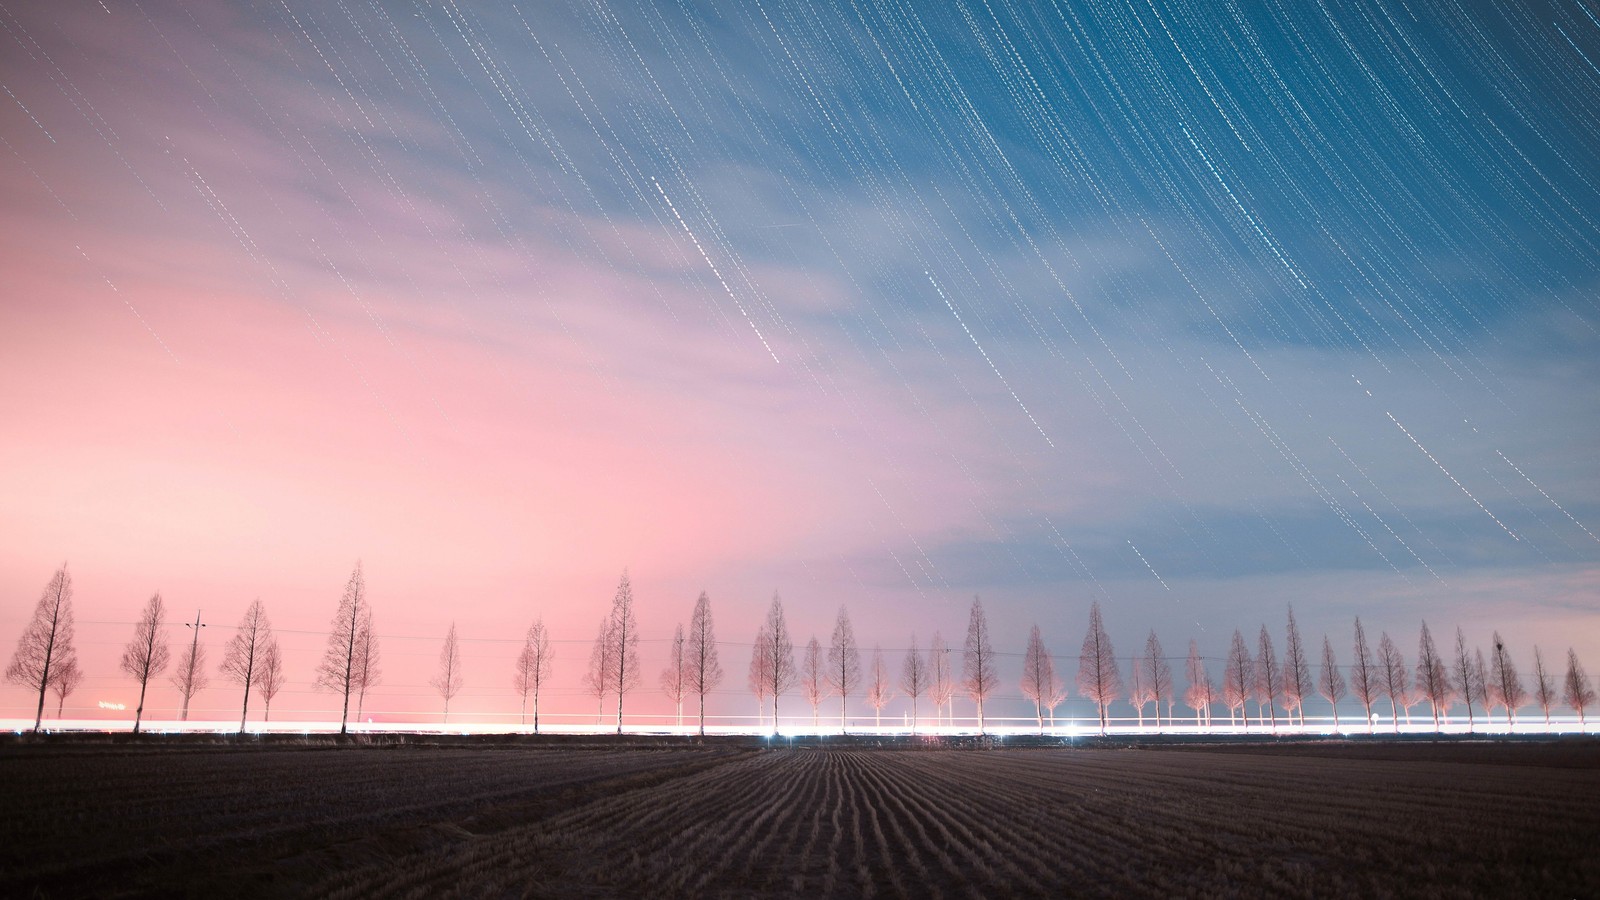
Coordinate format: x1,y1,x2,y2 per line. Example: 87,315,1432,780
3,737,1597,898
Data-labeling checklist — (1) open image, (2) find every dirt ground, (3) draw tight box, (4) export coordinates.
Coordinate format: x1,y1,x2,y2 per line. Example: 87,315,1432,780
3,735,1596,898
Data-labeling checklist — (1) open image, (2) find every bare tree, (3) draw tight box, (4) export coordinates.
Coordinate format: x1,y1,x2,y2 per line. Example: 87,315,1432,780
748,622,771,730
900,635,927,733
1045,666,1070,728
1400,683,1423,725
1349,617,1378,730
1318,635,1346,730
1376,632,1407,731
1184,639,1212,727
119,592,170,735
1564,648,1595,724
1452,627,1483,731
1473,647,1491,728
660,623,687,728
1020,624,1056,734
1486,632,1525,729
929,631,953,727
607,572,641,734
258,638,285,722
865,646,894,729
827,607,861,732
801,636,825,727
964,597,1001,734
583,618,615,725
6,565,77,732
221,599,273,734
1281,607,1312,727
171,611,208,722
1077,601,1120,734
684,591,722,736
1414,621,1451,729
1143,631,1174,731
1128,647,1151,728
1222,630,1252,728
755,593,797,731
352,610,380,721
316,563,374,735
1531,646,1556,725
431,622,464,723
1254,626,1281,730
50,655,82,718
514,619,552,731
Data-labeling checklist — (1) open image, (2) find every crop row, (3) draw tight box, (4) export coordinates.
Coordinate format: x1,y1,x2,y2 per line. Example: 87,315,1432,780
0,745,739,896
320,745,1600,898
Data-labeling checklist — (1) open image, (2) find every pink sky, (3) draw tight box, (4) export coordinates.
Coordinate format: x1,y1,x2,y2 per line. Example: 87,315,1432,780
4,3,1598,727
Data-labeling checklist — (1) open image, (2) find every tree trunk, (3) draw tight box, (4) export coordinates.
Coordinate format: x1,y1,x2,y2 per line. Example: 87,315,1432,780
133,675,149,735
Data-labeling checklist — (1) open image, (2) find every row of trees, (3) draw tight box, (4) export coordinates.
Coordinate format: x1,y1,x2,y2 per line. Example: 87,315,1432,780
6,564,381,733
8,564,1598,734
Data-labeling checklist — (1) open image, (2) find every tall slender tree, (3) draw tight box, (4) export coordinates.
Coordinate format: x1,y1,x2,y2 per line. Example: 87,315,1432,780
1377,632,1408,731
1046,666,1071,728
1020,625,1056,734
1415,621,1451,729
1184,639,1212,727
827,607,861,732
755,593,796,730
1531,646,1556,725
220,599,272,734
1349,617,1378,730
1318,635,1346,730
1564,649,1595,724
1452,627,1483,731
432,622,464,723
684,592,722,736
119,592,170,735
1281,607,1312,727
660,623,687,728
801,636,825,727
6,565,77,732
1128,648,1151,728
607,571,641,734
964,597,1000,734
900,635,928,733
316,563,373,735
1486,632,1525,729
929,631,953,727
1254,626,1281,729
865,646,894,729
1143,631,1174,731
514,619,552,731
1077,601,1120,734
171,611,208,722
749,622,772,730
1222,630,1252,728
258,638,285,722
583,618,614,725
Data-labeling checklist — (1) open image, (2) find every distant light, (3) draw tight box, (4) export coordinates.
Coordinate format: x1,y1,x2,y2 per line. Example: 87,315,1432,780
98,701,126,710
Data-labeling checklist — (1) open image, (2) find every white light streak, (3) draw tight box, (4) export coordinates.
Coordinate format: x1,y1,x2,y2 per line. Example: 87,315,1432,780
1388,412,1518,540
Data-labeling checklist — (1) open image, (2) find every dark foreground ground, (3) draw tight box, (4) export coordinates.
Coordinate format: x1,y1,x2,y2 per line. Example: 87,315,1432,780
2,735,1596,898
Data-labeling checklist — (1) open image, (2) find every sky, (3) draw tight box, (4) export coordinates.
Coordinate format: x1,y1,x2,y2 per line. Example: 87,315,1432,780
2,1,1598,727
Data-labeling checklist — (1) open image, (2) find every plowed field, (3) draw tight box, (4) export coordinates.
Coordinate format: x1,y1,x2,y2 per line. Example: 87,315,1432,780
3,738,1596,898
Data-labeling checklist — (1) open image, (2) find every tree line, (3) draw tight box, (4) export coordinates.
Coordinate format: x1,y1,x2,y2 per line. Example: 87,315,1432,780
7,563,1598,734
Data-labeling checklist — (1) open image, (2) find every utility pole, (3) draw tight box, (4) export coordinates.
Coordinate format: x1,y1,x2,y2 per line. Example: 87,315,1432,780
181,610,205,721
